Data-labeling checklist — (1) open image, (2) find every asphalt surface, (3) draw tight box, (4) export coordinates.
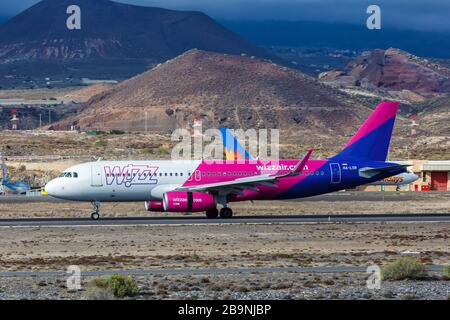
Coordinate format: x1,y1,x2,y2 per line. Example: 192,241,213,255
1,191,449,203
0,265,444,278
1,213,449,227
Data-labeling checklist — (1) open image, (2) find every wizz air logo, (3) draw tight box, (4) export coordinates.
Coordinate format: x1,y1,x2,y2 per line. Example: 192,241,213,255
256,164,309,171
104,165,158,188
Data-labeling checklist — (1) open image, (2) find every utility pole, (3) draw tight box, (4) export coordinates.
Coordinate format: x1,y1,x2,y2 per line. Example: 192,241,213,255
145,111,148,132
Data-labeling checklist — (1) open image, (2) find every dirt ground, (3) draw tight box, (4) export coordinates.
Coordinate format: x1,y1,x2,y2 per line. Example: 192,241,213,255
0,219,449,272
0,199,449,299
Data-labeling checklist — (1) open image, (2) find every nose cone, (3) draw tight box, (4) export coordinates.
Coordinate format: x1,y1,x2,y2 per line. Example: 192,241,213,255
44,179,58,196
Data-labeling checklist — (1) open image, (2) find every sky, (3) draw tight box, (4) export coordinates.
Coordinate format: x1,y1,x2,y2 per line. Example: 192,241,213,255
1,0,449,32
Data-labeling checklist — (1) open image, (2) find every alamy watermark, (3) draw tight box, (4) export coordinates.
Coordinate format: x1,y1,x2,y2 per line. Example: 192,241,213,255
367,5,381,30
66,5,81,30
366,264,381,290
171,121,279,164
66,265,81,291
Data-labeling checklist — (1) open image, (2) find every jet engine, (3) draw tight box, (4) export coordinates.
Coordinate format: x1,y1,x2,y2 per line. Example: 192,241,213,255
144,200,164,212
163,191,216,212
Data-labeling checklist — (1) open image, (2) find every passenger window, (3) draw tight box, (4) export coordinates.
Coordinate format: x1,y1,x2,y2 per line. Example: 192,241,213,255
170,173,173,176
66,172,72,178
165,173,168,176
202,172,206,177
73,172,78,178
180,173,183,177
175,173,178,176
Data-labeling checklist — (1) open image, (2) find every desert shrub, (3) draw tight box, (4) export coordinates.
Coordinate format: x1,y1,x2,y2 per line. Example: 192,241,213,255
444,265,450,279
84,286,115,300
92,140,108,147
86,275,139,298
382,257,427,281
110,130,126,135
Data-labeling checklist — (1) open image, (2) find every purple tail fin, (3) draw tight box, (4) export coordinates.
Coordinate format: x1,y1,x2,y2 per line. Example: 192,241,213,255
331,101,399,161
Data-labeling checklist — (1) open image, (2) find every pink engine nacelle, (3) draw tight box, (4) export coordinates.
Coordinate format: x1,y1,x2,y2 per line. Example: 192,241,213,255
144,200,164,212
163,191,216,212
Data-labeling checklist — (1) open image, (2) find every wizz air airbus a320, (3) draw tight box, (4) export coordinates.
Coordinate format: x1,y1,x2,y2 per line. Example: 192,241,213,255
45,101,409,220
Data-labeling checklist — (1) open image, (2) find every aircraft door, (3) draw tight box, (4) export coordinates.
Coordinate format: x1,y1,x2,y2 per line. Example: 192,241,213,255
91,165,103,187
330,163,341,184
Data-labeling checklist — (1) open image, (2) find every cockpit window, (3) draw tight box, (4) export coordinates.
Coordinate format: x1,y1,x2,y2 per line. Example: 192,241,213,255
60,172,77,178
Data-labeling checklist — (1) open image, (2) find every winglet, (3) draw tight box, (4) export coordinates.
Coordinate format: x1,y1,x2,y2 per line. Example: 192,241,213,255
291,149,313,174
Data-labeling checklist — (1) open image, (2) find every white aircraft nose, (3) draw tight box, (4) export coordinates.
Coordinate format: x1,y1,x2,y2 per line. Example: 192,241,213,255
44,179,58,196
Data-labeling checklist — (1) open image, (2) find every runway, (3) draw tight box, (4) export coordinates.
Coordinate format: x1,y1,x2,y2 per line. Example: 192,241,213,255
0,265,444,278
1,191,449,203
1,213,449,227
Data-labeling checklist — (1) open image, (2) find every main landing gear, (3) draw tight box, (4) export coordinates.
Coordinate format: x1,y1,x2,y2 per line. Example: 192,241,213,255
205,207,233,219
219,207,233,219
205,208,219,219
91,201,100,220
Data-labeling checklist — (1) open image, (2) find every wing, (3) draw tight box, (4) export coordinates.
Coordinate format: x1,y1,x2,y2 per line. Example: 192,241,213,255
176,150,313,194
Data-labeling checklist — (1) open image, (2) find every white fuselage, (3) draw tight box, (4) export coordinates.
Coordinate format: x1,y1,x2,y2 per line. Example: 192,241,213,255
45,160,201,202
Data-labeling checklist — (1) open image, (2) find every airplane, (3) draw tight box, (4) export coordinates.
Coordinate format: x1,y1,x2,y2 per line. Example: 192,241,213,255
0,155,31,195
368,170,418,191
45,101,409,220
220,128,419,190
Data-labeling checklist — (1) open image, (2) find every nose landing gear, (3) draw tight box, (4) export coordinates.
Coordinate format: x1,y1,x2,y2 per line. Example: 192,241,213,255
91,201,100,220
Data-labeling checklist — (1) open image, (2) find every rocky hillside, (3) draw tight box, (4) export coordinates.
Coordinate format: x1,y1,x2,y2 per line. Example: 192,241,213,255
0,0,269,61
0,0,273,86
319,48,450,102
52,49,372,140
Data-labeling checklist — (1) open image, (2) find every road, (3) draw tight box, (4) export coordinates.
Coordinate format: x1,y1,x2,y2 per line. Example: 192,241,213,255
0,265,445,278
1,213,449,227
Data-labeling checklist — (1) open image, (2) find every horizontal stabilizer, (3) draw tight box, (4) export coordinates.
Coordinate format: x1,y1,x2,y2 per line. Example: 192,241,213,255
359,164,410,178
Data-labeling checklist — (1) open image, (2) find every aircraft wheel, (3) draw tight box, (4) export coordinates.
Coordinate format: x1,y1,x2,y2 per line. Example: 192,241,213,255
219,207,233,219
205,208,219,219
91,212,100,220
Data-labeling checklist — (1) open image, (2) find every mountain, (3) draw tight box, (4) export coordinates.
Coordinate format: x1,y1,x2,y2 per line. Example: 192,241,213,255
319,48,450,102
0,0,273,87
222,20,450,59
52,49,372,140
